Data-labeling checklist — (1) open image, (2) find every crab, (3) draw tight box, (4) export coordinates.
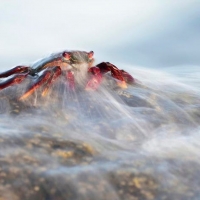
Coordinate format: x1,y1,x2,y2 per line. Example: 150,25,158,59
0,50,135,100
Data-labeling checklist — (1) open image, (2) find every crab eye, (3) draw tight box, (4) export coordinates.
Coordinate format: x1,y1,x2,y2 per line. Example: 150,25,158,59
88,51,94,59
62,52,71,60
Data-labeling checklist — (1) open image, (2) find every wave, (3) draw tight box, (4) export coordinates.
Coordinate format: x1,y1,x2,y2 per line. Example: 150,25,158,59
0,65,199,199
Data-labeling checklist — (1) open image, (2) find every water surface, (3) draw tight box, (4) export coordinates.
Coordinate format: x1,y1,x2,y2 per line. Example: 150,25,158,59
0,63,199,199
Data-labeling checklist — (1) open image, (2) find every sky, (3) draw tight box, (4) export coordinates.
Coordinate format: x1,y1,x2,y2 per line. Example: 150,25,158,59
0,0,200,69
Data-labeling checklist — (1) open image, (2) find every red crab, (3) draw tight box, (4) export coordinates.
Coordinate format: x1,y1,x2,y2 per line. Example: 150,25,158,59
0,50,135,100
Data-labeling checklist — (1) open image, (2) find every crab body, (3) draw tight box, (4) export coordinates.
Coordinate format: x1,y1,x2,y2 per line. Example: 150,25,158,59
0,50,135,100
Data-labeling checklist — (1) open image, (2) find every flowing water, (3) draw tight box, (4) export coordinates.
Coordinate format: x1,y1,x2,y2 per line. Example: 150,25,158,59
0,63,199,200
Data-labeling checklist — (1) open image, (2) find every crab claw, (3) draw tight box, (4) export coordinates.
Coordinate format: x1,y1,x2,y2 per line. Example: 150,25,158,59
85,67,102,91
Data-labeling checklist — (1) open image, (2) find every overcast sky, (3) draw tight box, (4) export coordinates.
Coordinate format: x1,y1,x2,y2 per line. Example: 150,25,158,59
0,0,199,69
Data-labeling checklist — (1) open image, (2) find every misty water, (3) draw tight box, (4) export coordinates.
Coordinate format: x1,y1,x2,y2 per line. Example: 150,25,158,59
0,55,199,199
1,1,200,199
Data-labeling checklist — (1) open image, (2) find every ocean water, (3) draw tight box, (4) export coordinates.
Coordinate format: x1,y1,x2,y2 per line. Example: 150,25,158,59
0,58,199,199
0,1,200,199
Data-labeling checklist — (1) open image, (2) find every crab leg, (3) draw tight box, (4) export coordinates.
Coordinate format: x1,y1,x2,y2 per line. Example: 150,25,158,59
42,67,62,96
0,66,30,78
19,67,61,100
66,71,75,91
120,69,135,84
95,62,135,88
0,74,28,90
